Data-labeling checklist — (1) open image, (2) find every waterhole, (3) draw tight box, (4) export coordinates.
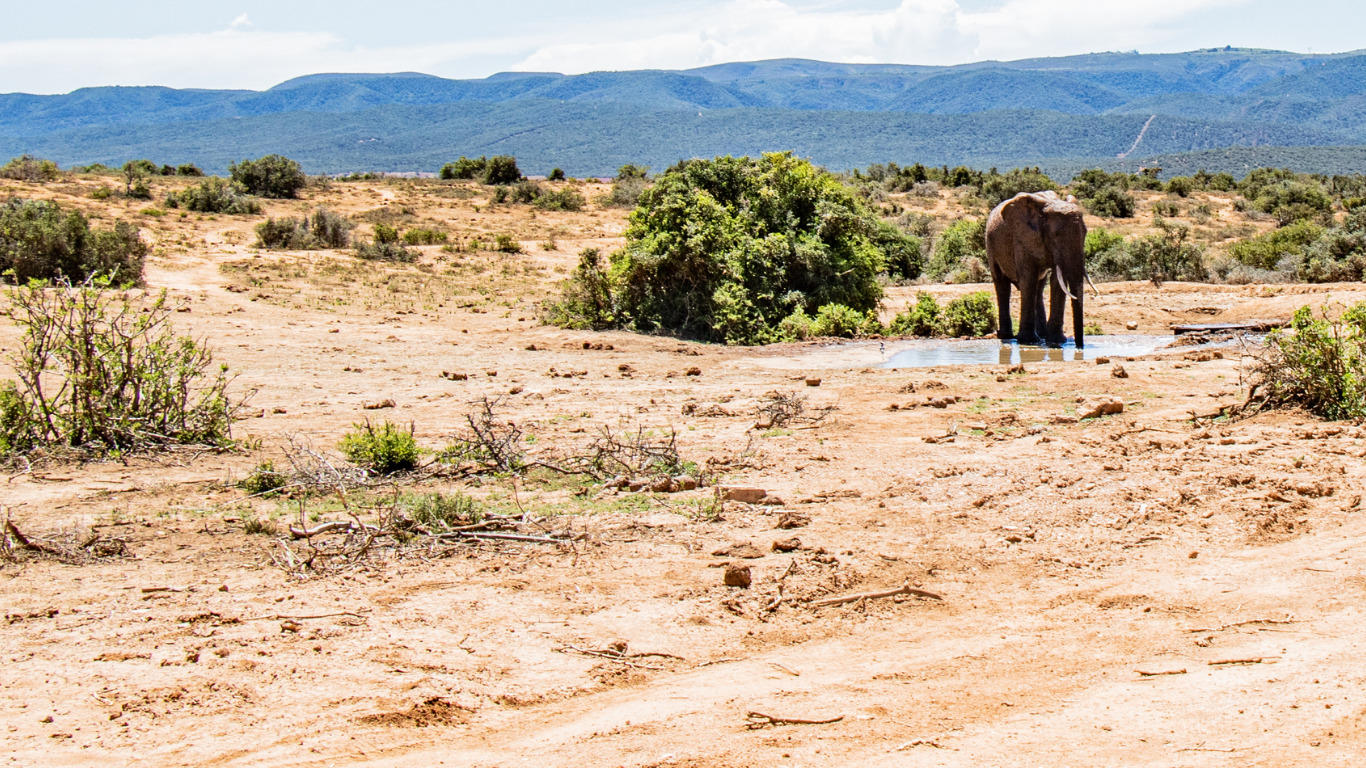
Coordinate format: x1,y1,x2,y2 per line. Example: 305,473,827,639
881,335,1171,368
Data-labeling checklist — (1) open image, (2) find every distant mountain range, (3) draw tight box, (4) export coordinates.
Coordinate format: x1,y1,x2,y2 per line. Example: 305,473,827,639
5,48,1366,178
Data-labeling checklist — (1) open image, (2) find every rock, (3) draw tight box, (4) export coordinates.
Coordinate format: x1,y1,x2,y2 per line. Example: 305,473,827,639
758,495,786,507
649,477,678,493
713,542,765,559
1076,395,1124,420
363,399,397,410
1095,357,1110,365
1049,415,1078,425
805,377,822,387
1126,321,1139,330
508,385,524,395
674,475,698,491
525,344,538,351
486,371,498,377
771,537,802,552
723,563,752,588
721,486,767,504
685,367,702,377
442,372,469,381
1007,364,1026,375
1111,365,1128,379
776,510,811,529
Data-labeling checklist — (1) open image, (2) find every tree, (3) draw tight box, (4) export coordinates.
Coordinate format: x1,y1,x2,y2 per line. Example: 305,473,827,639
439,156,486,180
229,154,307,199
482,156,522,185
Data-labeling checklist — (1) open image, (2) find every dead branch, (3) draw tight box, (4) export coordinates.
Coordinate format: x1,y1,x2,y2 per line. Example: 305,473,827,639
288,520,380,538
1208,657,1271,666
553,643,670,670
1184,617,1296,633
431,531,574,544
1135,668,1187,677
810,583,944,607
745,711,843,728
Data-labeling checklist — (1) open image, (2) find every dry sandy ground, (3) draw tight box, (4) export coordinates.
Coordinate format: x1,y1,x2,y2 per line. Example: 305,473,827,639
2,176,1365,768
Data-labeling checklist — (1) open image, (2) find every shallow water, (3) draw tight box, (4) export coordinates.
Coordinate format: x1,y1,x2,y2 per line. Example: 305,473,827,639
880,335,1170,368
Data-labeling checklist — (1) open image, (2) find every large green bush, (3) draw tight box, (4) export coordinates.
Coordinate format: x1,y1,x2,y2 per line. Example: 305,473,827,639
926,217,985,280
0,155,60,182
440,156,487,180
0,283,236,456
871,221,923,281
886,290,995,337
977,167,1056,207
0,199,145,285
547,153,887,345
482,156,522,185
1086,186,1136,218
1229,221,1324,270
339,420,420,474
254,208,352,249
164,178,261,215
887,291,942,336
1252,303,1366,420
229,155,307,199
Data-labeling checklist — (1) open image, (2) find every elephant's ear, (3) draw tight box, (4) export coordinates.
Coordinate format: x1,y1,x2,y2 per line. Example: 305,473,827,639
1005,193,1045,233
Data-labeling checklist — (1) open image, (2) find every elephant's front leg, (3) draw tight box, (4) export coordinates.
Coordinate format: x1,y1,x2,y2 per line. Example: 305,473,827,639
1046,273,1068,347
1034,277,1048,342
992,269,1014,340
1015,265,1043,345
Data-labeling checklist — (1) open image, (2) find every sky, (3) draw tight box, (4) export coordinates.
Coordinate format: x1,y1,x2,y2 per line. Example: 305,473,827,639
2,0,1364,94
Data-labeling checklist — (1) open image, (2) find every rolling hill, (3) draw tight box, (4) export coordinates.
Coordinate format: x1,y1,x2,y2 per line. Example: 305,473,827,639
5,48,1366,178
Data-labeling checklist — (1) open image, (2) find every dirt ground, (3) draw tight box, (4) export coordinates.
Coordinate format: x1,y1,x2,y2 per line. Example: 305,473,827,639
3,175,1366,767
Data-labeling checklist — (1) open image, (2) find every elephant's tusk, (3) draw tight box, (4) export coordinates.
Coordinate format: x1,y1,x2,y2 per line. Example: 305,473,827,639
1055,264,1077,301
1086,272,1100,298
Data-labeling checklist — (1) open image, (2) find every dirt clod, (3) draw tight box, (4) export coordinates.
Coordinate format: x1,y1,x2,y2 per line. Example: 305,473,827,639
723,563,752,588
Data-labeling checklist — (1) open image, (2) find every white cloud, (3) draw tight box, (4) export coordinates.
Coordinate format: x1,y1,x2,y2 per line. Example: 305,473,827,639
230,14,252,29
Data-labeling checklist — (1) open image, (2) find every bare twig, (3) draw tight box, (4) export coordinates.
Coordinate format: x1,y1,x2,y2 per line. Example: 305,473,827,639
810,583,944,608
1135,668,1187,677
745,711,843,728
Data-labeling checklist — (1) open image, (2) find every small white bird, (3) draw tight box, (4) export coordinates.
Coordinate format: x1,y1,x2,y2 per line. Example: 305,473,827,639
879,342,886,355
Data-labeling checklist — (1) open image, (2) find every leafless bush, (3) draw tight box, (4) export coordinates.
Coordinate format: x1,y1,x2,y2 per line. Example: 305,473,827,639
2,515,129,565
437,396,527,472
754,391,836,429
587,424,684,478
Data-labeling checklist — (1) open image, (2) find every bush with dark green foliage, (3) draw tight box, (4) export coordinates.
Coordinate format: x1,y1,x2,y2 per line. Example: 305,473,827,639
548,168,566,181
0,199,146,285
616,164,650,181
541,248,616,330
1086,186,1137,218
534,187,586,212
339,420,420,475
482,155,522,185
1252,303,1366,420
439,156,487,180
976,166,1055,207
355,223,414,261
548,153,887,345
229,154,307,199
872,221,923,281
164,178,261,215
887,291,943,336
1165,176,1194,197
176,164,204,177
254,208,353,249
603,176,649,208
1084,228,1125,270
1192,169,1237,192
1127,218,1206,285
1228,220,1323,270
811,304,873,338
1249,180,1333,226
940,291,997,337
240,460,287,496
926,217,985,280
0,155,60,182
0,283,236,456
509,180,542,204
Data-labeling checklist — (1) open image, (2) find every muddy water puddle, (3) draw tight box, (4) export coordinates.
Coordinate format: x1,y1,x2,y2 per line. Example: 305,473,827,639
745,335,1183,370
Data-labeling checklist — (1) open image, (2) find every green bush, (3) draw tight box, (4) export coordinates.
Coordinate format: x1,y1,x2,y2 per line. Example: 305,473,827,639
1128,218,1206,285
926,218,985,280
402,228,447,245
402,492,480,530
548,168,566,181
176,164,204,177
1253,181,1333,226
777,307,818,340
483,156,522,185
1252,303,1366,420
1229,220,1323,270
940,291,997,337
603,176,649,208
494,234,522,253
0,282,237,456
533,188,586,212
616,164,650,181
229,154,307,199
339,420,420,474
1085,228,1125,269
440,156,487,180
254,208,353,249
1166,176,1195,197
888,291,943,336
542,248,616,330
0,199,146,285
240,460,288,496
977,167,1055,207
0,155,60,182
491,186,509,204
1086,186,1136,218
510,180,543,204
165,178,261,215
811,304,868,338
549,153,887,345
872,221,923,281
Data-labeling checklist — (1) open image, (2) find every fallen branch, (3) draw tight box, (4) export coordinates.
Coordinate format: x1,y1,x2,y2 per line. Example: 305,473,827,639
431,531,573,545
810,583,943,608
1208,657,1270,666
553,644,666,670
288,520,381,538
244,611,368,622
1136,668,1187,677
745,711,843,729
1184,617,1296,633
4,520,62,556
896,739,950,750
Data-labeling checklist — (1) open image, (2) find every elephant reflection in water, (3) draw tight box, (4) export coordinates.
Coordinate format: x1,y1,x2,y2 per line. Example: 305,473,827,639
986,191,1095,348
997,344,1084,365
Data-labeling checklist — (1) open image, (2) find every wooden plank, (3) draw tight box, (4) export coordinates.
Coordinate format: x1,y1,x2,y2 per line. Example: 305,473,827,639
1170,320,1283,335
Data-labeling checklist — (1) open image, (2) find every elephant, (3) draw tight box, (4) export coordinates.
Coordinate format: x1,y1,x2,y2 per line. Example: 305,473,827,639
985,191,1089,348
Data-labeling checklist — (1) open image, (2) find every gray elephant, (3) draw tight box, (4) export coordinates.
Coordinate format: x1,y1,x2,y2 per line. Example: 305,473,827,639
985,191,1089,348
